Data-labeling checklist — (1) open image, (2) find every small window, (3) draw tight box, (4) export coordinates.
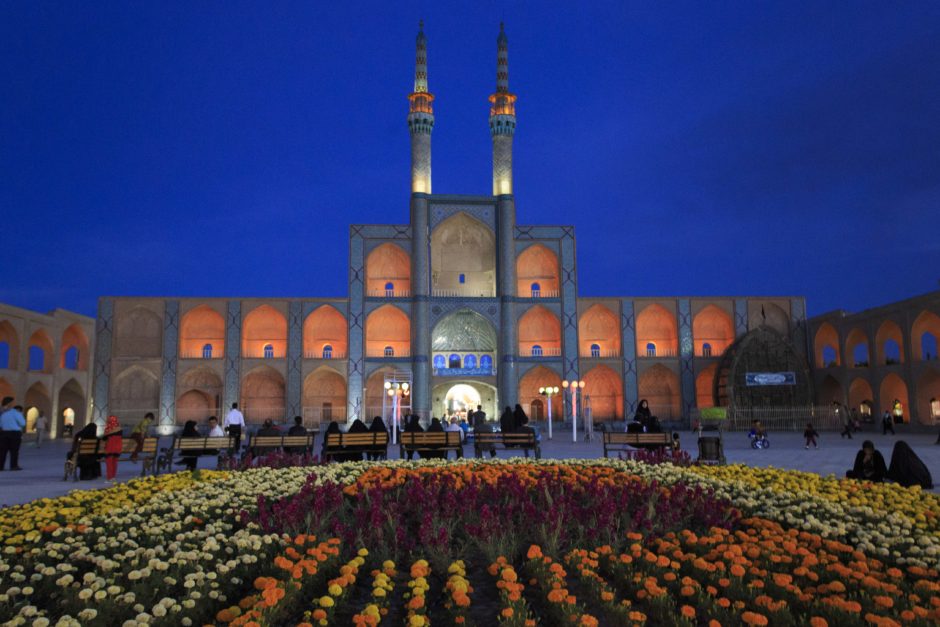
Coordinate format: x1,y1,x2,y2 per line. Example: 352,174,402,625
263,344,274,359
646,342,656,357
433,354,446,369
531,282,541,298
0,342,8,369
532,345,543,357
702,343,712,358
480,354,493,371
590,343,600,358
463,354,477,369
384,346,394,357
64,346,80,369
385,282,394,297
28,346,45,371
322,344,333,359
458,274,466,284
448,354,462,369
202,344,213,359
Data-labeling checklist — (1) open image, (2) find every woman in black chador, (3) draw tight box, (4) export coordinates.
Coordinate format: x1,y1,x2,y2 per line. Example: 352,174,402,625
634,399,652,430
513,404,529,430
422,417,446,459
403,414,424,460
322,421,342,461
344,418,369,462
178,420,201,471
367,416,387,461
70,422,100,480
887,441,933,489
846,440,887,482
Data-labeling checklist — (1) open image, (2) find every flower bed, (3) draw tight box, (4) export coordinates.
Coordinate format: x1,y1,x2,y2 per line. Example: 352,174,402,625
0,458,937,626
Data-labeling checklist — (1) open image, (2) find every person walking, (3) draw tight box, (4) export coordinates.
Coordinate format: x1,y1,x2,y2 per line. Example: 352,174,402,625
804,422,819,449
882,410,896,436
0,397,26,471
223,402,245,451
103,415,123,482
34,411,47,448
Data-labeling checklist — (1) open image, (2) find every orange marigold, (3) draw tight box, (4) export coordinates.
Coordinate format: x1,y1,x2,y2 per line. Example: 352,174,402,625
681,605,696,618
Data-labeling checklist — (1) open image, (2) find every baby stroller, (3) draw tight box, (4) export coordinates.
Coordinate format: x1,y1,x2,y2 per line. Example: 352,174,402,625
748,429,770,449
697,424,725,465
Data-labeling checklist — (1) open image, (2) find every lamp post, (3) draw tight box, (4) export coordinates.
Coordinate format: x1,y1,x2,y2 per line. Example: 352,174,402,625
562,379,586,442
384,381,410,445
538,385,559,440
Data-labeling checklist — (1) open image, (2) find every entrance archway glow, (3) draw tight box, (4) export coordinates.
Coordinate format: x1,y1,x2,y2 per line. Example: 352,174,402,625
443,384,482,418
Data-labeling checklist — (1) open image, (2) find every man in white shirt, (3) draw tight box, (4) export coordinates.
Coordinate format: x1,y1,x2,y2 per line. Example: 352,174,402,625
206,416,225,437
223,403,245,450
444,416,464,442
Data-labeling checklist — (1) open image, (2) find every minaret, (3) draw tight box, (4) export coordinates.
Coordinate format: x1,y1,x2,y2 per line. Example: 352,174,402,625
489,22,517,195
493,23,519,410
409,21,432,419
408,20,434,194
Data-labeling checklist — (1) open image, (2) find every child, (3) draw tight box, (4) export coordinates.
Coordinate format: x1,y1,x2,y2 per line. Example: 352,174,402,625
803,422,818,449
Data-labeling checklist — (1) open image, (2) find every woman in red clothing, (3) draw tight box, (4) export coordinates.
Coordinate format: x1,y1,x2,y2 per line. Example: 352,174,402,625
103,415,123,482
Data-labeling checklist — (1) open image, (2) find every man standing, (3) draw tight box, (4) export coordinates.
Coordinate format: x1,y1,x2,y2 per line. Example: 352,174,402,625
0,397,26,471
223,402,245,451
34,411,47,448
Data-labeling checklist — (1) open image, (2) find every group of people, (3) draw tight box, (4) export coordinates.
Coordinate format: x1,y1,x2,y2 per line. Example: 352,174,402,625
846,440,933,489
323,415,390,461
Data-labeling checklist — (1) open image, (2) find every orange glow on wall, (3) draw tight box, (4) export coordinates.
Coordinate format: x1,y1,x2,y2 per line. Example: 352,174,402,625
516,244,559,297
911,310,940,361
875,320,905,364
636,304,678,356
518,305,561,355
27,329,55,373
583,364,623,419
180,305,225,358
695,363,717,408
848,377,874,411
303,305,347,358
59,323,90,370
638,364,680,420
915,368,940,425
0,320,19,369
693,305,734,357
365,305,411,357
242,305,288,359
578,304,620,357
366,243,412,296
240,365,285,422
518,365,562,412
879,373,908,420
303,368,347,418
813,321,840,367
845,328,869,366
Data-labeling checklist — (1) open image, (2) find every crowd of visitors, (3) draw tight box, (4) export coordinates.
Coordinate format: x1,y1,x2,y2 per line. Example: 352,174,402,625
845,440,933,488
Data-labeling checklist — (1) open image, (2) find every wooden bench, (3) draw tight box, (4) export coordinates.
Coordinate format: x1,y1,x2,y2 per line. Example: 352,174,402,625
474,431,541,459
247,433,317,457
323,432,389,462
603,432,673,458
399,431,464,459
64,436,160,480
156,436,237,473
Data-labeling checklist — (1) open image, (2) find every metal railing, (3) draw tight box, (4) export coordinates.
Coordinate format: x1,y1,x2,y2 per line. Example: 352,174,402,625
367,289,411,298
638,348,678,358
527,289,560,299
581,348,621,359
522,346,562,357
303,351,347,359
180,351,224,360
720,405,844,431
366,348,411,358
432,288,496,298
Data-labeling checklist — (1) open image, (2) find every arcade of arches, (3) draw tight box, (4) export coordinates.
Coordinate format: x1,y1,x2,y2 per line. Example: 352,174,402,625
240,365,285,422
366,243,411,296
303,368,347,423
636,304,678,357
430,213,496,296
693,305,734,357
366,305,411,357
518,305,561,356
578,304,620,358
845,328,869,367
304,305,348,359
180,305,225,359
516,244,559,297
243,305,287,359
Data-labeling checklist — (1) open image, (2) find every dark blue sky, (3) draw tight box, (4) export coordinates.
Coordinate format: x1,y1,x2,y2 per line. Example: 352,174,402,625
2,2,938,318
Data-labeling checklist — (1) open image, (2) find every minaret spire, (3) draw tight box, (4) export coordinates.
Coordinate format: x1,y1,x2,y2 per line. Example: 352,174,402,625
408,20,434,194
489,22,517,195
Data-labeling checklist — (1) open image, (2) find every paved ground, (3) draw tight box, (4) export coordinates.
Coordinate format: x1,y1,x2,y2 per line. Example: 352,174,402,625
1,427,937,508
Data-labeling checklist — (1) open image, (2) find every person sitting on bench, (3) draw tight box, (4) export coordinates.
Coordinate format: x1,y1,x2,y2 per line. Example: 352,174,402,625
177,420,201,471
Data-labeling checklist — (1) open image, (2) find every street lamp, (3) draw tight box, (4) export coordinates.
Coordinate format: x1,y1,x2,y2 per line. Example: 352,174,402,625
384,381,410,444
562,379,586,442
538,385,560,440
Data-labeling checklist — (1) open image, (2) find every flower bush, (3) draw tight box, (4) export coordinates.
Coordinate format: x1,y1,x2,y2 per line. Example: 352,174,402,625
0,457,937,625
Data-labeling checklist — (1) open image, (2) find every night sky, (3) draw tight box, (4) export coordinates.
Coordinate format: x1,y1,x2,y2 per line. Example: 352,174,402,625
2,2,938,318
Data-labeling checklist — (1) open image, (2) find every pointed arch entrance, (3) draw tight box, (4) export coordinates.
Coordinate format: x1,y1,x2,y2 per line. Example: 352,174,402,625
303,367,347,424
57,378,86,437
24,381,52,433
583,364,623,420
638,364,680,420
517,365,562,422
915,368,940,425
240,365,286,423
879,373,908,422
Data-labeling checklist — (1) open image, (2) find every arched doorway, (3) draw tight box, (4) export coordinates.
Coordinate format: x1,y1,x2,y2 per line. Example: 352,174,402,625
517,365,562,422
516,244,559,297
366,243,412,297
638,364,680,421
24,381,52,433
636,304,678,357
813,322,840,367
845,328,869,367
176,366,223,423
57,378,86,437
240,365,286,423
818,375,843,406
303,367,347,424
879,373,909,422
177,390,212,423
60,324,90,370
915,368,940,425
27,329,54,373
848,377,874,417
442,383,482,420
112,365,161,425
583,364,623,420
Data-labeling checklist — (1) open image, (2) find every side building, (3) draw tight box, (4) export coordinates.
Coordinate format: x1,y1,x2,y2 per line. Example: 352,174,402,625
809,290,940,426
89,24,812,431
0,302,95,437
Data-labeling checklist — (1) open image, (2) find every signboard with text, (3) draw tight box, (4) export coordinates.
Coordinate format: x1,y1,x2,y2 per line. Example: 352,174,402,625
745,372,796,386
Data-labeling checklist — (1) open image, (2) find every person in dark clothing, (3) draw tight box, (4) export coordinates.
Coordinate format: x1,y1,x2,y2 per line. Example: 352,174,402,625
342,418,369,462
288,415,307,436
367,416,388,461
322,421,342,461
421,417,446,459
882,411,896,435
472,407,496,458
626,420,644,434
250,419,281,456
513,404,529,430
178,420,201,471
634,399,652,431
887,441,933,489
403,414,424,460
804,422,819,449
499,407,516,448
70,422,101,480
846,440,887,482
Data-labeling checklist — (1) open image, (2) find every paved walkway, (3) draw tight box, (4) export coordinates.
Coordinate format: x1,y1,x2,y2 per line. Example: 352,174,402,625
1,428,937,508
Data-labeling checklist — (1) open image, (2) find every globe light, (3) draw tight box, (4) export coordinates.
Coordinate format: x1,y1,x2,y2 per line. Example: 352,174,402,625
401,382,410,391
579,381,586,388
384,381,392,390
386,389,394,397
562,380,569,388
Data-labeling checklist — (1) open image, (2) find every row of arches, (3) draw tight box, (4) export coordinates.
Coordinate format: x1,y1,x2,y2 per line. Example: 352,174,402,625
814,311,940,368
816,369,940,425
0,321,89,373
0,376,87,435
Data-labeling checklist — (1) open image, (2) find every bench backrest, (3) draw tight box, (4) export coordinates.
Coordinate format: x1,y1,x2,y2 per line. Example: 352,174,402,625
250,435,315,448
604,432,672,445
400,431,462,447
174,436,236,451
325,432,389,448
475,432,537,445
119,437,158,455
75,438,99,455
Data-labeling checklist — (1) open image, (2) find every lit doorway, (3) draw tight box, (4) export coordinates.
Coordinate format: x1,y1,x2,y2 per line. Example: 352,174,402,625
443,384,482,422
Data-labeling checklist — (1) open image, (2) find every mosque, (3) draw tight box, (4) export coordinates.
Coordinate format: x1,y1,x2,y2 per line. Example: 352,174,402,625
4,26,936,436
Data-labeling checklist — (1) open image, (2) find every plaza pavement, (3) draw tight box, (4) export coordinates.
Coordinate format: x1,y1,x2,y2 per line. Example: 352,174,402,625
1,427,938,508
